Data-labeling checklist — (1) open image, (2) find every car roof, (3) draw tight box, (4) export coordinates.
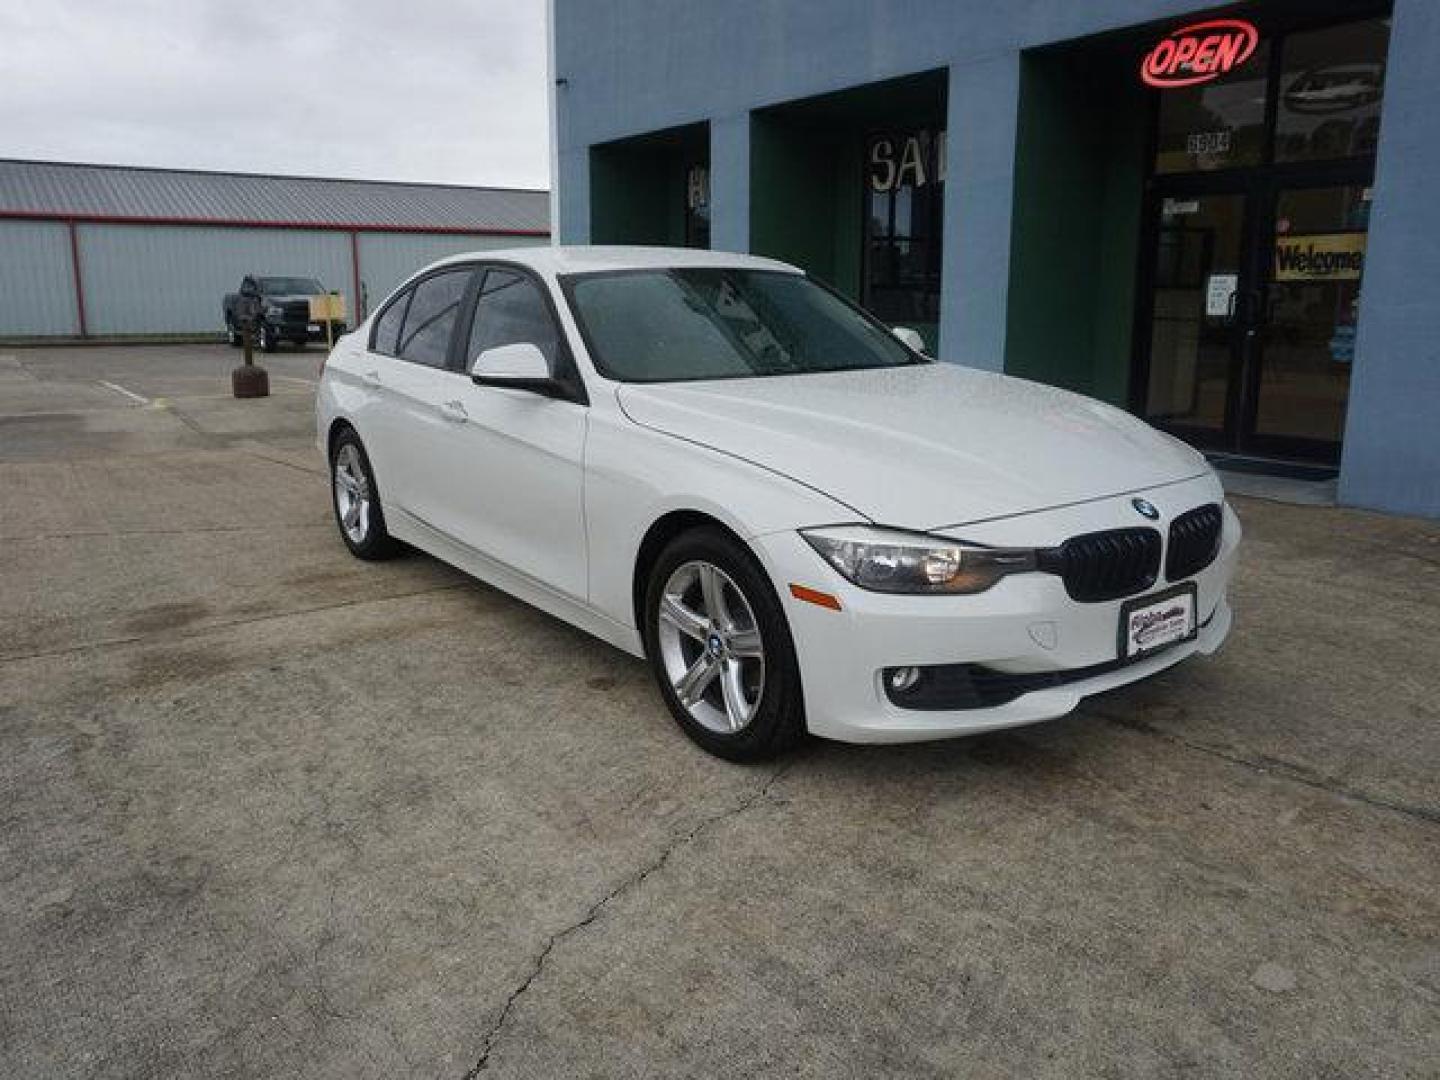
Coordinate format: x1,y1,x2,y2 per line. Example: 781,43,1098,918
427,244,802,277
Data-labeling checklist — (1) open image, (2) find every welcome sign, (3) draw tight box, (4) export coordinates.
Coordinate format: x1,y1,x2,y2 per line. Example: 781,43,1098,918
1274,232,1367,281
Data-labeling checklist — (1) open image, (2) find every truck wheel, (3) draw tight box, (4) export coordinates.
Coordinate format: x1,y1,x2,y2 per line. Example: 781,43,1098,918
260,325,278,353
226,321,241,347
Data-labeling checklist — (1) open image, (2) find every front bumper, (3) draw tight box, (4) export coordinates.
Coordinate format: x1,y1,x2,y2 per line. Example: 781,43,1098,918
751,473,1239,744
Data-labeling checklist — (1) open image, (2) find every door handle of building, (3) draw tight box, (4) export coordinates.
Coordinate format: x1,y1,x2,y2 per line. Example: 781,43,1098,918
440,399,468,423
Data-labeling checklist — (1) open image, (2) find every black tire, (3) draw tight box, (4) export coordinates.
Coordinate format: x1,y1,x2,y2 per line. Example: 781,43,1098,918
329,428,402,561
260,325,278,353
225,321,241,347
643,527,806,761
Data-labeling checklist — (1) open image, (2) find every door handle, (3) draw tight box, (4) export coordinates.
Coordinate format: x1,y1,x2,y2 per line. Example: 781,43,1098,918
440,399,468,423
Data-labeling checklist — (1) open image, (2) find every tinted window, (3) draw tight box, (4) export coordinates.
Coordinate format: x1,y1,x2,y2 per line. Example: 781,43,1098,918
563,269,921,383
865,128,944,341
466,270,560,372
1154,41,1270,173
397,270,471,369
372,292,410,356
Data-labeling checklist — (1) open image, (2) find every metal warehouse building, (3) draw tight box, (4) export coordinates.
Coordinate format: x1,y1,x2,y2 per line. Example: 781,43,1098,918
0,159,548,341
553,0,1440,519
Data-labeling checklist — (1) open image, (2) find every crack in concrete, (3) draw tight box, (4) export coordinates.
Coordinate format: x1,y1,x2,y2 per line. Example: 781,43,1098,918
239,447,328,478
461,756,801,1078
1098,711,1440,825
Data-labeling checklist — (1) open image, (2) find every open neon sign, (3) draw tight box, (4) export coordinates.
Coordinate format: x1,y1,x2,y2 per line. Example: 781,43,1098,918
1141,18,1260,88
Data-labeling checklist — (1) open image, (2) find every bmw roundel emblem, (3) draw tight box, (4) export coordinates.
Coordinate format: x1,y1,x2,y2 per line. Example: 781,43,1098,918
1132,497,1161,520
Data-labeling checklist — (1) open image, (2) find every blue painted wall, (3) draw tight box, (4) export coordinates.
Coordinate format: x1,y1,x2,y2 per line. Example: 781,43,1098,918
1338,0,1440,518
555,0,1440,519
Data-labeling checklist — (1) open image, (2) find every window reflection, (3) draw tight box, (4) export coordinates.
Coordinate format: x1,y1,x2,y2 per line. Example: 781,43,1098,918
1276,19,1389,163
1154,44,1270,173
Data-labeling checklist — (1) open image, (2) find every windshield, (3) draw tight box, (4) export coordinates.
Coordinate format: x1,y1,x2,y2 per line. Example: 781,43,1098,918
560,268,925,383
259,277,323,295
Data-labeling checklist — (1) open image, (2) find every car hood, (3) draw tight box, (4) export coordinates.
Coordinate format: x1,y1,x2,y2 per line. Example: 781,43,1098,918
616,363,1209,530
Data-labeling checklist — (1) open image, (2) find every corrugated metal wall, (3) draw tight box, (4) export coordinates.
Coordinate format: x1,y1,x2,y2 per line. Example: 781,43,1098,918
0,223,550,338
76,224,352,335
355,232,546,315
0,220,80,336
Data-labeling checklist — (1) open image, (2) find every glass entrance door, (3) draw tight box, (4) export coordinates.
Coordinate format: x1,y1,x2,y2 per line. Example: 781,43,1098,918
1139,179,1371,462
1134,13,1389,466
1141,191,1252,448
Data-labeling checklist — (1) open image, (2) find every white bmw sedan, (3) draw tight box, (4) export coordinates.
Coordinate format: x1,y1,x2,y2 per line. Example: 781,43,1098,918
317,247,1238,760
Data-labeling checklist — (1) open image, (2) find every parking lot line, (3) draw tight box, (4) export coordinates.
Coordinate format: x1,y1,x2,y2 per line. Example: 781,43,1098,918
96,379,149,404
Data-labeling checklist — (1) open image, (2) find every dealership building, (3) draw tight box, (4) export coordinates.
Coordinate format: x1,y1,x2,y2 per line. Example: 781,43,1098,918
0,159,548,343
553,0,1439,518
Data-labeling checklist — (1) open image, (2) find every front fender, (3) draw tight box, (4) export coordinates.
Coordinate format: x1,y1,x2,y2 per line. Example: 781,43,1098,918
583,402,858,632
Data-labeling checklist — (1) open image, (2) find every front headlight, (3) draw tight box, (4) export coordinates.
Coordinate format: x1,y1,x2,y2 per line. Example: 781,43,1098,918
800,525,1037,595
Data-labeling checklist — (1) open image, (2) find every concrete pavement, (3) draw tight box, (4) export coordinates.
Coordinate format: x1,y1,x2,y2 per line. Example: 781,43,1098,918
1,345,1436,1078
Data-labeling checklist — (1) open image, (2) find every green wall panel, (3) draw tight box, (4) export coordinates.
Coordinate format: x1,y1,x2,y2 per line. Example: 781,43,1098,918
590,125,706,247
1005,50,1145,404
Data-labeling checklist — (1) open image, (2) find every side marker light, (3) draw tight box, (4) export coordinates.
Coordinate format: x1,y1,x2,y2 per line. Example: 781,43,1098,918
789,583,843,611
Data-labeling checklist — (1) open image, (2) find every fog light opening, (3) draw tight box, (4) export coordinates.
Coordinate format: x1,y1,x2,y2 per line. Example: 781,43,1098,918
887,666,922,693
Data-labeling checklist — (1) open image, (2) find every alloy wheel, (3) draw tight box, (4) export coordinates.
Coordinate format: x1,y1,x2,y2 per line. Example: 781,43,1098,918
333,443,371,544
656,560,765,734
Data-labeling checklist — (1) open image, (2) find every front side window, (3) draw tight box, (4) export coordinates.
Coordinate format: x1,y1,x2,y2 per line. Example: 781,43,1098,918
563,268,923,384
466,269,561,372
396,270,471,369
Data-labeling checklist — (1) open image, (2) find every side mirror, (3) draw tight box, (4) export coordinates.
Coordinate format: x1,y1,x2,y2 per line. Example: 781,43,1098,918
892,326,927,354
470,342,560,396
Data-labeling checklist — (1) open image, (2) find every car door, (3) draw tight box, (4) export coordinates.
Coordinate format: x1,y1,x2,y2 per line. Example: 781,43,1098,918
348,283,414,498
378,266,480,527
438,265,589,600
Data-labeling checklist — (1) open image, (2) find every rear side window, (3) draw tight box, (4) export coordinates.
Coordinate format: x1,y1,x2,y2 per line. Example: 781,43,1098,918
397,270,472,369
466,270,560,373
372,292,410,356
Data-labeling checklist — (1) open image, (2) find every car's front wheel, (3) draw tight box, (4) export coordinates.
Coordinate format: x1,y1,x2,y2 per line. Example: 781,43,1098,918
329,429,401,560
643,527,806,760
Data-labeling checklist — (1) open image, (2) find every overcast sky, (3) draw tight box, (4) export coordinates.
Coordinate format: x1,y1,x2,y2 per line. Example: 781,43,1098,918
0,0,550,189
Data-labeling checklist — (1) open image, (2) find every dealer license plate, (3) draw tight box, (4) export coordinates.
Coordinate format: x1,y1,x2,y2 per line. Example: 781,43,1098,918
308,323,321,331
1118,583,1197,661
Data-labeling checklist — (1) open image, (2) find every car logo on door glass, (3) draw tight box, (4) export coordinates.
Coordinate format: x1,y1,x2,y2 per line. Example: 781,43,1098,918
1132,498,1161,520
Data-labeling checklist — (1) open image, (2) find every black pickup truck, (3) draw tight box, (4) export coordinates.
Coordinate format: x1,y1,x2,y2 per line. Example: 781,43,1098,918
222,275,346,352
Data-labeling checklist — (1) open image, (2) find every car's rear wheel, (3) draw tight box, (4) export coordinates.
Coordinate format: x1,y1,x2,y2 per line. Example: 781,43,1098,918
260,324,277,353
644,527,805,760
330,429,401,560
225,320,241,347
